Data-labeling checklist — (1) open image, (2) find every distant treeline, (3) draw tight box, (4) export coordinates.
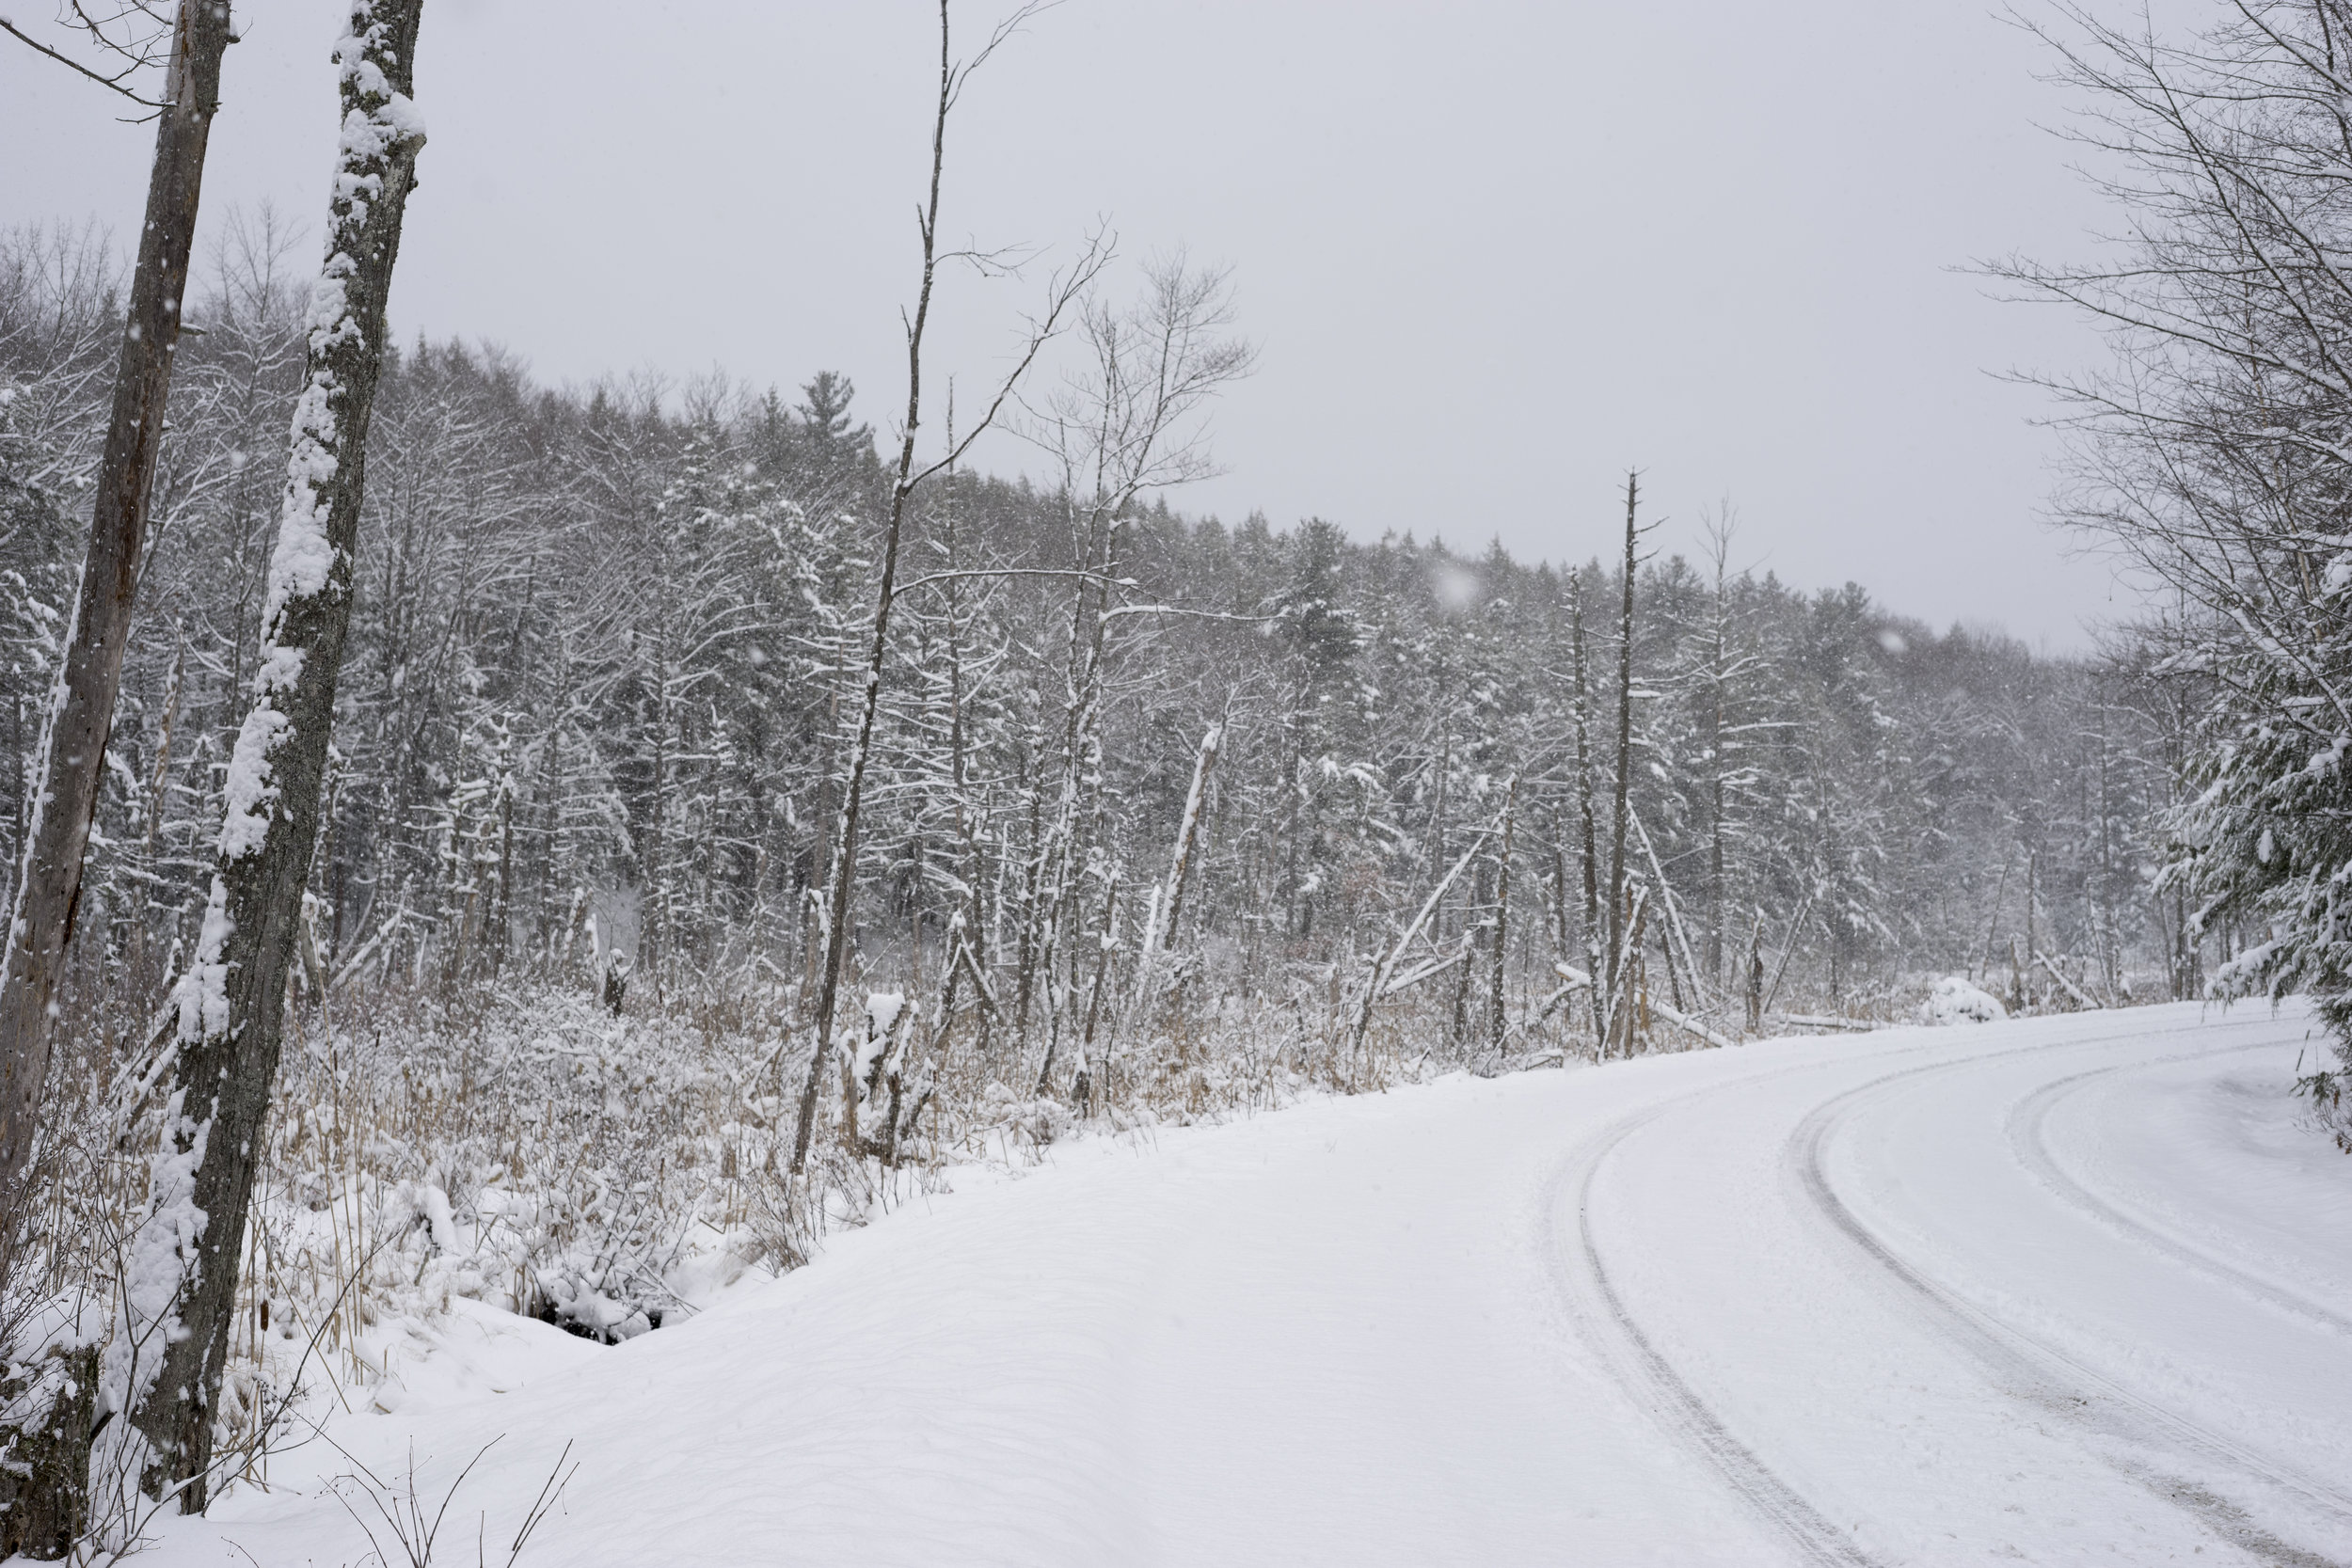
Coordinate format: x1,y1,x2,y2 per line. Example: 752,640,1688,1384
0,218,2201,1040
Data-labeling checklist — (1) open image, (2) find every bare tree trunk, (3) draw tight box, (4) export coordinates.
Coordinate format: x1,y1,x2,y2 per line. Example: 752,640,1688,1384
1604,473,1640,1015
1744,911,1765,1034
1705,526,1731,986
1128,717,1220,1031
1568,568,1605,1050
1545,820,1570,959
2024,850,2038,1012
788,13,953,1177
1067,868,1118,1106
1708,755,1726,982
1352,830,1487,1062
1610,887,1649,1058
1632,803,1704,1014
1979,854,2011,987
1158,721,1220,954
1429,717,1453,888
789,1,1096,1174
1012,755,1046,1039
129,626,187,991
119,2,426,1507
0,1343,96,1560
1487,774,1517,1050
926,457,990,1056
0,0,233,1198
493,771,514,975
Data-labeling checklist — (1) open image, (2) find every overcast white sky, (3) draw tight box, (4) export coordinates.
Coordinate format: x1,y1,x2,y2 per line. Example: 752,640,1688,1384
5,1,2144,645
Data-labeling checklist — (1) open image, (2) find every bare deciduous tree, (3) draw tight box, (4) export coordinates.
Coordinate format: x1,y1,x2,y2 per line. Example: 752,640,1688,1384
0,0,232,1207
788,0,1104,1175
116,0,428,1507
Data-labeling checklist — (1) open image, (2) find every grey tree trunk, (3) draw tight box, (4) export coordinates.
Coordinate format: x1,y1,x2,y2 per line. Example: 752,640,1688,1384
1158,721,1219,952
1707,549,1729,986
117,0,425,1508
2024,851,2039,1011
788,27,946,1173
789,0,1096,1171
1568,568,1604,1050
1605,473,1639,1010
1745,913,1765,1034
0,1344,96,1560
0,0,232,1203
1486,775,1517,1050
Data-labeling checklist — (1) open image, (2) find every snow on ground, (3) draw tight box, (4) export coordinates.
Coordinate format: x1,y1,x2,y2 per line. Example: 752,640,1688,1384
143,1002,2352,1566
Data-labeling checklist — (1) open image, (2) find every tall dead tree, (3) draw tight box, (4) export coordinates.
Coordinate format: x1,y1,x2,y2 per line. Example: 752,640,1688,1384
1568,566,1605,1048
114,0,427,1508
0,0,233,1204
1698,507,1747,985
1602,472,1642,1035
1129,716,1220,1025
789,0,1100,1175
1157,720,1219,957
1486,773,1518,1050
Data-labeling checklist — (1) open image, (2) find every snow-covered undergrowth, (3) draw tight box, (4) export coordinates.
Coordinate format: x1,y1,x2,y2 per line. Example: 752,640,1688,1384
15,953,2169,1533
114,1002,2348,1568
27,966,1512,1509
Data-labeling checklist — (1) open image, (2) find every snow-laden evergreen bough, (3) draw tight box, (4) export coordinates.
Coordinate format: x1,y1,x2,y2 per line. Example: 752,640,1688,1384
2173,661,2352,1044
1998,2,2352,1103
105,0,427,1513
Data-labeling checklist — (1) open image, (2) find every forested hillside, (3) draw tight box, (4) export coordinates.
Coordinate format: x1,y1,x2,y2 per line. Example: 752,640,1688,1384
1,222,2199,1057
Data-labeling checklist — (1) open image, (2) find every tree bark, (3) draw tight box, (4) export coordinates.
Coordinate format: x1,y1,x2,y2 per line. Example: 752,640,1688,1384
788,0,1097,1172
1605,474,1639,1013
1128,717,1219,1029
1486,774,1517,1050
788,10,952,1176
1568,568,1604,1049
2024,851,2039,1012
1745,912,1765,1034
1706,545,1729,985
1158,721,1219,954
0,0,233,1201
0,1344,97,1560
118,1,426,1508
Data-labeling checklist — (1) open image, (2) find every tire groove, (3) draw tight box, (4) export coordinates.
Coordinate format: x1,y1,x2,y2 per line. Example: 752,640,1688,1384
2008,1055,2352,1341
1788,1022,2351,1567
1549,1101,1883,1568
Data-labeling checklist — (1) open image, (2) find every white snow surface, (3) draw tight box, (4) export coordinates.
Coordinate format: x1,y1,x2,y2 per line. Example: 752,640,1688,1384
146,1003,2352,1565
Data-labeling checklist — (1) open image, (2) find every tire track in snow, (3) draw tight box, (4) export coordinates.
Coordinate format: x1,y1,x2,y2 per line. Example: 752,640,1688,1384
1541,1017,2219,1566
1545,1088,1884,1568
1540,1022,2198,1565
2008,1053,2352,1342
1789,1024,2352,1568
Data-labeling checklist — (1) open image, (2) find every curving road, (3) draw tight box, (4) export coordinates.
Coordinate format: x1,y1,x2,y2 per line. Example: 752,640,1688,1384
167,1002,2352,1566
1556,1006,2352,1567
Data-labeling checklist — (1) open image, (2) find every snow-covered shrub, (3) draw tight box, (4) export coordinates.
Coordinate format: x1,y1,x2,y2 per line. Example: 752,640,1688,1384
2294,1066,2352,1153
240,978,779,1370
1918,976,2007,1026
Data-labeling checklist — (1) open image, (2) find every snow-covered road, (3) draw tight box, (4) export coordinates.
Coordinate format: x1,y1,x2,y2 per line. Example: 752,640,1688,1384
160,1003,2352,1566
